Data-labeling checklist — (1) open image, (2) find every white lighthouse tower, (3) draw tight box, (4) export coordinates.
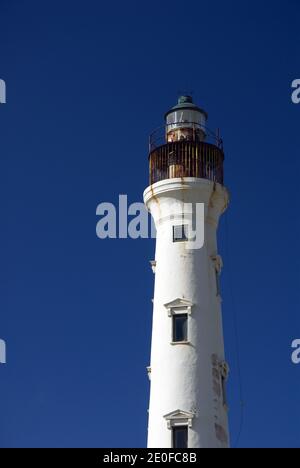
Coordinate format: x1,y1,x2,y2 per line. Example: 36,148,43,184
144,96,230,449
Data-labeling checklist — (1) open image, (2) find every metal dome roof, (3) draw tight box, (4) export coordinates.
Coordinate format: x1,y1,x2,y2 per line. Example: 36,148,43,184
164,95,208,120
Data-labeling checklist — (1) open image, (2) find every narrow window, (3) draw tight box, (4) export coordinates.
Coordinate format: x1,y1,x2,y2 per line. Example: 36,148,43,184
219,362,229,408
215,269,221,296
172,314,188,342
173,224,188,242
221,374,228,408
172,426,188,449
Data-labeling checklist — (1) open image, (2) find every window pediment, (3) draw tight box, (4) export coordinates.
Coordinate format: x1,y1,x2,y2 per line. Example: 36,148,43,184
164,409,195,429
164,298,193,317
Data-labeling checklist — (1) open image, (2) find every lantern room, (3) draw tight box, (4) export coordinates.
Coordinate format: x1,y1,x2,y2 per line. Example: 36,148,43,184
165,95,208,143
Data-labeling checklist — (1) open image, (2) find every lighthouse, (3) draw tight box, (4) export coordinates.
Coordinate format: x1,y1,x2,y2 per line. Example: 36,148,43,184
144,96,230,448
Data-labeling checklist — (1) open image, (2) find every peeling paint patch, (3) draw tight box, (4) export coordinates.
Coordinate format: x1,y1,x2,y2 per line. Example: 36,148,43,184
213,377,221,398
215,423,228,444
212,354,221,396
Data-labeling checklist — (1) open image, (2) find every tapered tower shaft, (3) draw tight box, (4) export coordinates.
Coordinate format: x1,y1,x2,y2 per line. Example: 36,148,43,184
144,96,230,448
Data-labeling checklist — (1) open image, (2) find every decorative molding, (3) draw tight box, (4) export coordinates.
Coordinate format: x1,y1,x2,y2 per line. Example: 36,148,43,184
164,298,193,317
219,360,230,380
170,341,191,346
146,366,151,381
212,354,229,380
211,254,223,274
215,423,229,444
164,409,195,429
150,260,156,274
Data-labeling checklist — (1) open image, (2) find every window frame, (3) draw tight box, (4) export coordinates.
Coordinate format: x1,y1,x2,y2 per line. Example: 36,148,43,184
164,298,193,346
172,313,188,343
172,425,188,449
211,255,223,298
172,224,189,243
221,374,227,408
219,361,230,410
215,268,221,297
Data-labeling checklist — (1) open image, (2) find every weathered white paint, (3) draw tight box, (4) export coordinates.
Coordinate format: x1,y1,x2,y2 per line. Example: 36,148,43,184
144,177,230,448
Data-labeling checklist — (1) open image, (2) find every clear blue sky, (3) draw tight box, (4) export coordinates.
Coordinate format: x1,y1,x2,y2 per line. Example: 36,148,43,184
0,0,299,448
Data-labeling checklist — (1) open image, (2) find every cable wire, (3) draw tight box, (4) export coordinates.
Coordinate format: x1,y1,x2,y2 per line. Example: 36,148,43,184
224,211,245,448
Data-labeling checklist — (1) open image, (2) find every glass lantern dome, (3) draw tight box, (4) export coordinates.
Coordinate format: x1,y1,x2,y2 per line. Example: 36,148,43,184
165,95,208,144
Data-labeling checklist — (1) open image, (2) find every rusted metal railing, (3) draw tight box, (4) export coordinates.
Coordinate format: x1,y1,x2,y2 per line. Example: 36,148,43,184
149,140,224,185
149,122,223,152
